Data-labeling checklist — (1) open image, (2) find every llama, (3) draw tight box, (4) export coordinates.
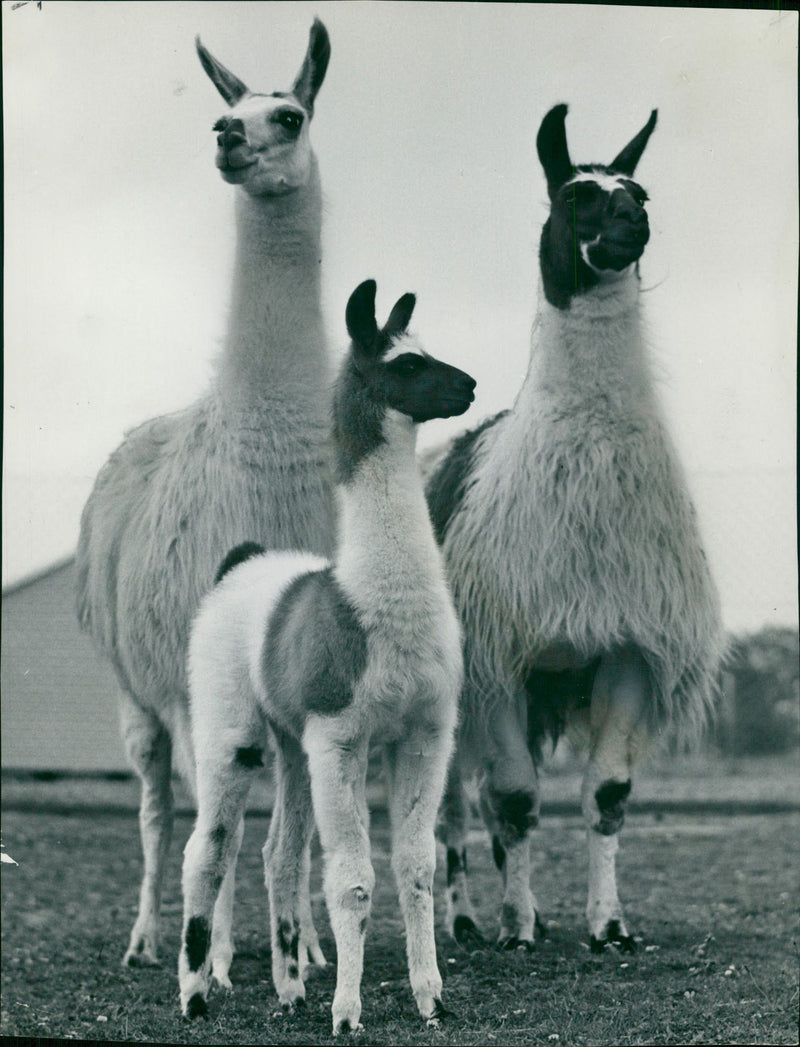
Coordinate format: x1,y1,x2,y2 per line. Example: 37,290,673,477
178,279,476,1034
427,105,726,953
75,20,335,973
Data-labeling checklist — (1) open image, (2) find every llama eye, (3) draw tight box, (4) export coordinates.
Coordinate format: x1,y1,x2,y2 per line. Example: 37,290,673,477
391,355,424,376
275,110,303,134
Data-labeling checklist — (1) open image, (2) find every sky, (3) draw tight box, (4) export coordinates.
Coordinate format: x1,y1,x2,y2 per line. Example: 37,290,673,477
2,1,797,634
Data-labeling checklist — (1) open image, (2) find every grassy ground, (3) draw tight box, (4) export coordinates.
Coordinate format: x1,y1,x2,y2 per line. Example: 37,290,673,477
1,799,798,1045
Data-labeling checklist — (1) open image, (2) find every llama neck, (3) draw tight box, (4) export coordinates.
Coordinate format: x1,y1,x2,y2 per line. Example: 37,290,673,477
334,412,447,630
216,157,330,411
514,270,655,419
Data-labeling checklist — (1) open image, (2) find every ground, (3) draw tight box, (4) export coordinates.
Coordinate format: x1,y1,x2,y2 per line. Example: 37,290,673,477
1,757,799,1045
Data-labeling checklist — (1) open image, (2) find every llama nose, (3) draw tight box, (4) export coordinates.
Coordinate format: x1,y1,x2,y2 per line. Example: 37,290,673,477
611,193,647,228
217,117,247,150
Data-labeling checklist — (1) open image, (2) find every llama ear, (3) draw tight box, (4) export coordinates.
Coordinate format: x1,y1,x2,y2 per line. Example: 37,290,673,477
610,110,658,175
195,37,250,106
537,104,573,199
346,280,379,351
382,293,417,342
291,18,331,115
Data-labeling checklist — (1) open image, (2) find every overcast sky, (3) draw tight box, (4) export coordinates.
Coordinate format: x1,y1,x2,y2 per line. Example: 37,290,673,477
2,1,797,633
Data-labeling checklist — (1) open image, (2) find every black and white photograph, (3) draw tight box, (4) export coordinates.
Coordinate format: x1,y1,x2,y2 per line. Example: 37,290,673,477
2,2,798,1044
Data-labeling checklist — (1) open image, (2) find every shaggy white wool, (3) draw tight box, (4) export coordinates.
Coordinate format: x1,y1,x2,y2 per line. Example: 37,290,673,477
442,275,725,743
75,93,335,970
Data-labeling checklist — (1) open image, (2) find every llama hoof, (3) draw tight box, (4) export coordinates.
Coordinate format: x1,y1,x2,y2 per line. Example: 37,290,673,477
212,970,233,991
590,920,636,955
452,914,484,947
123,940,161,968
185,993,209,1020
425,998,452,1026
278,982,307,1013
498,935,535,953
333,1018,364,1037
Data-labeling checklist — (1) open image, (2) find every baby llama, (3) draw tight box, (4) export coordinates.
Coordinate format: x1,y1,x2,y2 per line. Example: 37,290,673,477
178,279,476,1033
75,21,335,973
427,105,725,953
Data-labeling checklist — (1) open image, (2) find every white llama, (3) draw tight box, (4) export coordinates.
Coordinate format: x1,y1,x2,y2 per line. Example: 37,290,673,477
178,279,476,1034
427,105,726,953
75,21,335,972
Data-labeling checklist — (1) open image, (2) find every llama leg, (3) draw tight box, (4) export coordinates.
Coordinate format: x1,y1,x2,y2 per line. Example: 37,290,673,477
263,727,316,1010
179,747,256,1017
119,691,173,968
437,755,483,946
263,749,326,978
482,699,540,950
386,729,453,1023
208,814,245,989
303,718,372,1036
581,647,650,952
297,837,327,974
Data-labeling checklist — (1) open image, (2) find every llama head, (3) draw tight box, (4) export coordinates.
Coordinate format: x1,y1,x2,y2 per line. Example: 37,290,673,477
333,281,476,480
196,19,330,196
345,280,476,423
536,104,658,309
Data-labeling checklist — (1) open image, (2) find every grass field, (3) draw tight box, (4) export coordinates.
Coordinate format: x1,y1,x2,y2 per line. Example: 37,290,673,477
2,790,798,1045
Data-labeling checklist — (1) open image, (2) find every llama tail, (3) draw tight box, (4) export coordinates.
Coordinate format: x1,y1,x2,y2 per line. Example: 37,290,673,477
214,542,266,585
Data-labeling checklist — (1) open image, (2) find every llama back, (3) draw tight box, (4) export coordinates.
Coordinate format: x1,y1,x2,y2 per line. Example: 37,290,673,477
76,394,334,714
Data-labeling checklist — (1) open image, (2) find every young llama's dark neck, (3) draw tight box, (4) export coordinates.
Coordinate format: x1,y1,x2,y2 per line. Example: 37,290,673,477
217,157,329,409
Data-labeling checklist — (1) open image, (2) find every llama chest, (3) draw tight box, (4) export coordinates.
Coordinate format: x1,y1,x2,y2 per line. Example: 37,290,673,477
447,405,717,673
353,597,463,740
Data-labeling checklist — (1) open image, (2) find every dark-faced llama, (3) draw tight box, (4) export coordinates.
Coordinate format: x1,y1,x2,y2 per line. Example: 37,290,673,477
178,280,476,1034
427,104,725,953
75,21,335,972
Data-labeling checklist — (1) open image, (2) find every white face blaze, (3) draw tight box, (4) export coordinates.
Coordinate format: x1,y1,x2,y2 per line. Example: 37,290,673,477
221,93,313,196
567,170,632,195
382,332,427,364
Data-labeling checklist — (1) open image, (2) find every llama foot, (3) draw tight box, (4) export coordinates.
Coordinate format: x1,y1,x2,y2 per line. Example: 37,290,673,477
123,928,160,968
278,983,307,1012
419,996,451,1027
498,897,537,952
184,992,209,1020
589,918,636,954
332,994,362,1037
498,935,535,952
452,914,485,947
211,958,233,991
412,972,446,1024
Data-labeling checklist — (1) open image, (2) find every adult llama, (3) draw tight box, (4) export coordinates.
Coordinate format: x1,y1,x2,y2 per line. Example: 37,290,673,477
76,20,335,971
427,104,725,953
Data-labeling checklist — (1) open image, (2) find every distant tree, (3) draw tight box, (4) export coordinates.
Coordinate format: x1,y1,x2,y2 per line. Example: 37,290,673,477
718,626,800,755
